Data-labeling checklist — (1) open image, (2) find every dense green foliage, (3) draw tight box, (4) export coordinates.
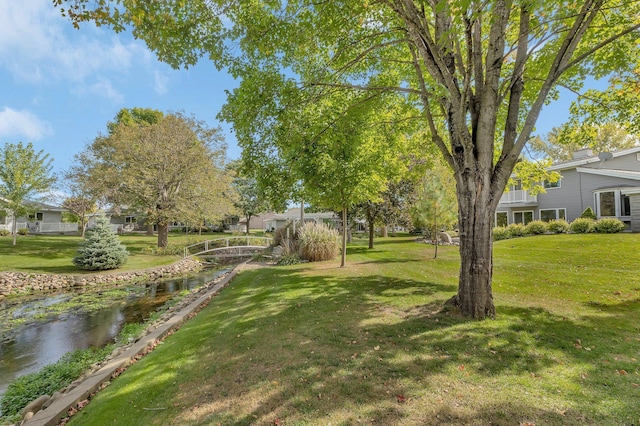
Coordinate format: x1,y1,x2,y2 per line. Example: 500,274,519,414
297,222,340,262
73,215,129,270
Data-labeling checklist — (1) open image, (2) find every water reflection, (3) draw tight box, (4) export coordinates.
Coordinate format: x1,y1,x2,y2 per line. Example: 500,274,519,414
0,268,228,399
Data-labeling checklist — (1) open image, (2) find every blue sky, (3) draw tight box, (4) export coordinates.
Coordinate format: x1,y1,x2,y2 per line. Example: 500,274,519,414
1,1,578,190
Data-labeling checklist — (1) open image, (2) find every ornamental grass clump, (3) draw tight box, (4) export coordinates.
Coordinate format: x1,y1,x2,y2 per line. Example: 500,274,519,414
73,215,129,270
297,222,339,262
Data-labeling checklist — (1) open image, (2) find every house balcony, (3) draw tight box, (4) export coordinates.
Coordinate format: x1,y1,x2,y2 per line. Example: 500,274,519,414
499,190,538,205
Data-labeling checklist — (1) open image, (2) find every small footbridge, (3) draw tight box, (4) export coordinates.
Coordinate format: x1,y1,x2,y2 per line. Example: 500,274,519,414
183,236,273,261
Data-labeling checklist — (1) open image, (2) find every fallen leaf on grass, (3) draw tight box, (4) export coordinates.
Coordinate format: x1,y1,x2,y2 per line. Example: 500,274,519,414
617,370,628,375
396,394,406,403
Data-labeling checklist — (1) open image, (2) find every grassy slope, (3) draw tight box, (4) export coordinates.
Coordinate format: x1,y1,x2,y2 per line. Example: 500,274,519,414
68,235,640,425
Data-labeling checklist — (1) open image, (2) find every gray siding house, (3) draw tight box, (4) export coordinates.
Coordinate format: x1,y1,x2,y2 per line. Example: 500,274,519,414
496,146,640,231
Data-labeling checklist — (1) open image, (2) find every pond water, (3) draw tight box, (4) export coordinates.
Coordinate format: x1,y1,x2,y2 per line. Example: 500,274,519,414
0,267,229,400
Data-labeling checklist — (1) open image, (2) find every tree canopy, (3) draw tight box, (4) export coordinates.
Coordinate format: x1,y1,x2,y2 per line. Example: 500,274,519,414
72,109,236,248
56,0,640,318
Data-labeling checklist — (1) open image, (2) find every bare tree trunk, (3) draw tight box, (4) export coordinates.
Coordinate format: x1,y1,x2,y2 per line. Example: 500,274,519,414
245,215,251,235
381,226,388,237
340,206,347,267
157,223,169,248
146,224,154,236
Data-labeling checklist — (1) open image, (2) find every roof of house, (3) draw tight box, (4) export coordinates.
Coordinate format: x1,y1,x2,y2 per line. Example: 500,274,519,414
576,167,640,181
548,146,640,171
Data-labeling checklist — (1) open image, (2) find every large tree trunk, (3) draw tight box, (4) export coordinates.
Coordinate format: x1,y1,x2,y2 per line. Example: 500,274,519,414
146,224,154,236
157,223,169,248
447,172,497,319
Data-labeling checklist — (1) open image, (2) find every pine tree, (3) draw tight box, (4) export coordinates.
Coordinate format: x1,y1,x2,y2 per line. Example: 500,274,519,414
73,215,129,270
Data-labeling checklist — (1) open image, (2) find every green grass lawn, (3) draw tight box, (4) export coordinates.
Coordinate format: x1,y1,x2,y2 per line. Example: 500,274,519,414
64,234,640,425
0,232,233,274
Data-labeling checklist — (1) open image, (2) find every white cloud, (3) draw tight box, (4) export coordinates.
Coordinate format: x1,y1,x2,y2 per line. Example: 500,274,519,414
85,79,125,104
154,71,170,95
0,107,52,141
0,0,159,99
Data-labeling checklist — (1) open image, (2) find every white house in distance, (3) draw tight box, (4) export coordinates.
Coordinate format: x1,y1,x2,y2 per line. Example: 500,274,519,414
0,200,78,234
496,146,640,231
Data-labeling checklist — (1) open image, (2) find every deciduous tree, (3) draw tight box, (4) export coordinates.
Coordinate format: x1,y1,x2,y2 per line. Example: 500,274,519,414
0,142,56,245
76,109,235,248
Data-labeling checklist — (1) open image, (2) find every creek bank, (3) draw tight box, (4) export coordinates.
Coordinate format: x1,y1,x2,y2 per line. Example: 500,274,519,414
16,262,260,426
0,258,203,299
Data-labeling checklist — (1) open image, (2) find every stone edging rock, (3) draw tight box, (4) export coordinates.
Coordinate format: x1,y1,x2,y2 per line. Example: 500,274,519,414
0,258,203,299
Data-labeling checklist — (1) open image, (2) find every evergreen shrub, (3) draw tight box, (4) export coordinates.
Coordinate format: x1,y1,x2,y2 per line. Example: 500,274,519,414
297,222,340,262
507,223,526,237
547,219,570,234
492,227,511,241
594,218,626,233
570,218,595,233
17,228,28,235
73,215,129,270
525,220,547,235
580,206,597,220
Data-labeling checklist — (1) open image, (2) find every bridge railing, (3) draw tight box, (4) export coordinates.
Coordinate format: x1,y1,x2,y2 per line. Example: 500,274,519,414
184,236,273,258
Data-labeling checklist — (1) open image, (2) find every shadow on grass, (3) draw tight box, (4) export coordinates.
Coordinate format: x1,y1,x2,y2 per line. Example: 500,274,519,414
69,266,640,426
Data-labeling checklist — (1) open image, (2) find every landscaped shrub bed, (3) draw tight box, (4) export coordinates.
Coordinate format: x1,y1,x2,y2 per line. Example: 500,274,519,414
492,217,626,240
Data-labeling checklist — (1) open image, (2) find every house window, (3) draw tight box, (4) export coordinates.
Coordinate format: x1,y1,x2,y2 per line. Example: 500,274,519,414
543,178,561,189
594,190,631,218
540,208,566,222
513,211,533,225
495,211,508,227
599,191,616,216
621,194,631,216
28,212,44,221
125,216,135,224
